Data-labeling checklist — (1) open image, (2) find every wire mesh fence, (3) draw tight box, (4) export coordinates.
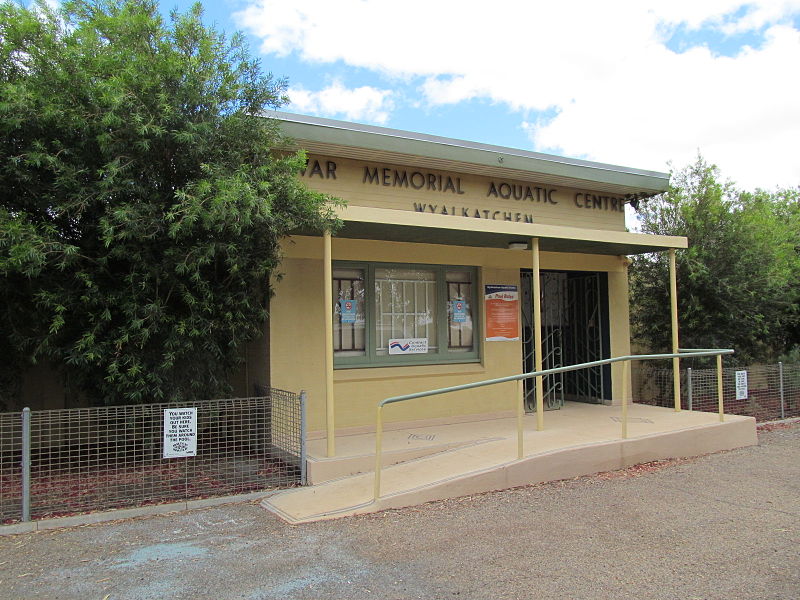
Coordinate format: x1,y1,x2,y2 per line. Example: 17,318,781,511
634,362,800,421
0,389,304,524
0,412,23,523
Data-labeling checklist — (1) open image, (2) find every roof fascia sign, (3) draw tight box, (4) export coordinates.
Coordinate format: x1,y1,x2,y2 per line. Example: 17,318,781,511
298,155,632,228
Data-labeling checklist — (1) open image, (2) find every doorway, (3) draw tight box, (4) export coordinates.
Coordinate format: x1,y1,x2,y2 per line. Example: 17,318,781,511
520,270,610,411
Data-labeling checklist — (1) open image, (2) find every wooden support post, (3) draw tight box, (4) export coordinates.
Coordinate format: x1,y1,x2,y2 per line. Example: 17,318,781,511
323,231,335,457
669,248,681,412
531,238,544,431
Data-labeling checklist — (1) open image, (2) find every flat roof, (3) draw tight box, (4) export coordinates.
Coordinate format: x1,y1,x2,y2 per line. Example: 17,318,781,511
271,111,670,197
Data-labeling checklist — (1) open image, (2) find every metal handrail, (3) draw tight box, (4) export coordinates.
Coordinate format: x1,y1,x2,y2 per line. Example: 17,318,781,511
373,349,734,501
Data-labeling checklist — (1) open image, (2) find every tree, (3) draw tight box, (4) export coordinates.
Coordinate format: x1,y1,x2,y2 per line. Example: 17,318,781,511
630,155,800,365
0,0,341,405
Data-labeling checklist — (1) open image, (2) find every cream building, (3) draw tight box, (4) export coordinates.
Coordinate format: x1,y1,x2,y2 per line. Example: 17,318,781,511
266,112,688,449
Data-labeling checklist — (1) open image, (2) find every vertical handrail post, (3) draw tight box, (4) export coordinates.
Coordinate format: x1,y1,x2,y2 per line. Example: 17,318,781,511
22,407,31,522
299,391,308,486
373,406,384,502
516,379,524,459
621,361,629,439
778,362,785,420
716,355,724,422
687,367,693,411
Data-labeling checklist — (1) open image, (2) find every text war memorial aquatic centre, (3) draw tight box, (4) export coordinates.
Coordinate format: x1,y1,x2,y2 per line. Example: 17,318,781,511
302,158,628,224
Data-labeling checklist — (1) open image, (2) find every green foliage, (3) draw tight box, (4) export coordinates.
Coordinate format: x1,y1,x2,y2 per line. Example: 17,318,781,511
0,0,341,404
630,155,800,365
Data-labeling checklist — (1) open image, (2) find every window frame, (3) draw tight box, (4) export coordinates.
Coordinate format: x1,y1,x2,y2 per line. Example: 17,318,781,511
333,261,480,369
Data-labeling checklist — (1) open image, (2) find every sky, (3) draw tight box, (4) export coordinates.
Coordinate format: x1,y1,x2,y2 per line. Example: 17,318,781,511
162,0,800,191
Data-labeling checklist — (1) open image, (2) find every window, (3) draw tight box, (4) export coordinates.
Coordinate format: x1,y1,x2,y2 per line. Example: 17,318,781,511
446,270,474,353
374,267,437,356
333,262,479,367
333,268,366,357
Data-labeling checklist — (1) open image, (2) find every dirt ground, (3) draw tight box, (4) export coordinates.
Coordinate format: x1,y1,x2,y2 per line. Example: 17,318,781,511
1,424,798,600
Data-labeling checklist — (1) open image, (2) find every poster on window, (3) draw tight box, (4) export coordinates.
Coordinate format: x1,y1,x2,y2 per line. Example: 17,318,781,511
735,370,748,400
388,338,429,354
339,298,357,323
451,300,467,323
163,408,198,458
485,284,519,341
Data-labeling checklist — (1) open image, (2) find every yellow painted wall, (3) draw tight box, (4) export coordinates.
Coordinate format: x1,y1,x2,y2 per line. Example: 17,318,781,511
608,262,632,405
299,156,627,231
270,235,631,432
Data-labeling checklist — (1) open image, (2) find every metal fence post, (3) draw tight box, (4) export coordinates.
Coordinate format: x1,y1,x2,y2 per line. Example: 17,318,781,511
299,390,308,486
716,355,724,422
21,407,31,522
778,362,785,420
687,368,693,411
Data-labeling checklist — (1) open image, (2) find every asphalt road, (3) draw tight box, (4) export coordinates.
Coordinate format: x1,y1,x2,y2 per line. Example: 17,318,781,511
1,424,798,600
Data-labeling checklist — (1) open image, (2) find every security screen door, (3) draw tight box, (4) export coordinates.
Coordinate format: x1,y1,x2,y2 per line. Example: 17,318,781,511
521,270,606,411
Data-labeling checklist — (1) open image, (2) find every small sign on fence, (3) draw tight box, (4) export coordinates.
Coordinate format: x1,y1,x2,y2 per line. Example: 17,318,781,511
163,407,198,458
735,370,748,400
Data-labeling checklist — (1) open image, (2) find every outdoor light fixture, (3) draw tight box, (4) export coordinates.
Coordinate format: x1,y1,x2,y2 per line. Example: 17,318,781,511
508,241,529,250
625,192,655,211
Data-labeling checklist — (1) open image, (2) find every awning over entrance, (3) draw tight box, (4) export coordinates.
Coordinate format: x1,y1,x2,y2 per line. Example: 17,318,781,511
333,205,687,255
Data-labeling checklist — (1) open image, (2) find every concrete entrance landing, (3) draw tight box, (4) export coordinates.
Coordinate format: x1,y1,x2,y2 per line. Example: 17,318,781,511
262,403,757,524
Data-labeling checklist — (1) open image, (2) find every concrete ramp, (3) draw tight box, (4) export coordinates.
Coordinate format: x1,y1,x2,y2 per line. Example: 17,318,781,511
304,436,502,484
262,404,757,524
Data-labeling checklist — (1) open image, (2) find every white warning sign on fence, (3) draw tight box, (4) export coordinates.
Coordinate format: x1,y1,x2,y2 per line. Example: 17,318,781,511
735,370,748,401
163,408,198,458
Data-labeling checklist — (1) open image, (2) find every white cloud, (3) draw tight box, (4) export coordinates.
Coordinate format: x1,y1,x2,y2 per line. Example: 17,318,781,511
237,1,800,188
645,0,800,31
288,81,394,125
531,23,800,189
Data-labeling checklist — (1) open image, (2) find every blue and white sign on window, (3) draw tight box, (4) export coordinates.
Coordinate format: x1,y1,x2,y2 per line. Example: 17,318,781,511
451,300,467,323
339,299,357,323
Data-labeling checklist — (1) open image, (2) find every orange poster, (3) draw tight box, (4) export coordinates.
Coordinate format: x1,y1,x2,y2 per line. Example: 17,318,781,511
485,284,519,341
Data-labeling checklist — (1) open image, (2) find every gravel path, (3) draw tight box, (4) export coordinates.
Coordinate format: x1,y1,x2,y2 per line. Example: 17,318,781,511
1,425,798,600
